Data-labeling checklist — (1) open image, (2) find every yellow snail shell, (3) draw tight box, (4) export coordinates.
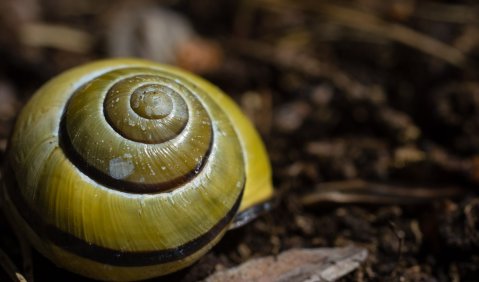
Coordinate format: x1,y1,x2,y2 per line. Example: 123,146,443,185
1,58,273,281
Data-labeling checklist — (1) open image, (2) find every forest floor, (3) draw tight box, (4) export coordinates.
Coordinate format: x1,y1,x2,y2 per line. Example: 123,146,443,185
0,0,478,281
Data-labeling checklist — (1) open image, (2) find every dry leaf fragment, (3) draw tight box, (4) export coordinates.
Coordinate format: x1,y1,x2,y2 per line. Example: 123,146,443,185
205,246,367,282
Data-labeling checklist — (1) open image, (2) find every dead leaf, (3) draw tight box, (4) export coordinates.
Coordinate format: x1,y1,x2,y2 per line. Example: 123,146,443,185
204,246,367,282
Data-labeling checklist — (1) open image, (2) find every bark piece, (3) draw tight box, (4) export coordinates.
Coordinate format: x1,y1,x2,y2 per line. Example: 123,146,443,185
205,246,367,282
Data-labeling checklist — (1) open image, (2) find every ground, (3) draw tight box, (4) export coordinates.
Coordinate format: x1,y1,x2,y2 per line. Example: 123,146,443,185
0,0,478,281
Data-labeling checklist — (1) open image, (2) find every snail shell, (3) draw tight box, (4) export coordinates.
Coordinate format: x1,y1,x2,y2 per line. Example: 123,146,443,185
1,59,273,281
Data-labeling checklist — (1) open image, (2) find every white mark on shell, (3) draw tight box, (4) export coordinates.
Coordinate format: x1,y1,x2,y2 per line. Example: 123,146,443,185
109,157,135,179
194,156,203,174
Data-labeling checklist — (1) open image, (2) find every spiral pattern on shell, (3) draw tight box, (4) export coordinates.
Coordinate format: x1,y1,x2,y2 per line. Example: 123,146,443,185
61,67,241,193
1,59,273,281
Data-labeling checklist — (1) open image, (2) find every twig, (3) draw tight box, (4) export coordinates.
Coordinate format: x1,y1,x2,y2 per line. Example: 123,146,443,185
19,23,93,53
254,0,466,67
229,39,383,104
301,179,465,206
0,247,27,282
18,239,33,282
0,207,33,281
414,2,479,24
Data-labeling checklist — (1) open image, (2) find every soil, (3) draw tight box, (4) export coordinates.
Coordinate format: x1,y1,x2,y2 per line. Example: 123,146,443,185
0,0,478,281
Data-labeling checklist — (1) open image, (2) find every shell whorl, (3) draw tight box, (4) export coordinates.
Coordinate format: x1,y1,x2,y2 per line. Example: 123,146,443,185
60,67,224,193
2,59,266,281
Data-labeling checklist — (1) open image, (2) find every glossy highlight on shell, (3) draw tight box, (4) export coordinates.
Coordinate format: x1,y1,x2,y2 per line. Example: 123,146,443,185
1,59,273,281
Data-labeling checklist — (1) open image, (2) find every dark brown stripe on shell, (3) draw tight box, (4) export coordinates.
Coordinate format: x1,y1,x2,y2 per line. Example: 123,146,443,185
3,163,244,267
58,113,213,194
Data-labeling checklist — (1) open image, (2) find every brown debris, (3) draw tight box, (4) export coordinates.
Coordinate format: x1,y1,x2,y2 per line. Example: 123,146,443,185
205,246,368,282
0,81,20,154
439,197,479,250
105,2,223,73
252,0,466,67
274,101,311,133
241,90,273,135
0,0,479,281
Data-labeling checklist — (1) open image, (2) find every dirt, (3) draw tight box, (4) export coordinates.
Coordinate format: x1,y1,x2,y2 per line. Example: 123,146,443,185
0,0,478,281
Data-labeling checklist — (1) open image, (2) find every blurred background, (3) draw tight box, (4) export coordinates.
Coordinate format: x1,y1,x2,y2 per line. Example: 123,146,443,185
1,0,479,281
